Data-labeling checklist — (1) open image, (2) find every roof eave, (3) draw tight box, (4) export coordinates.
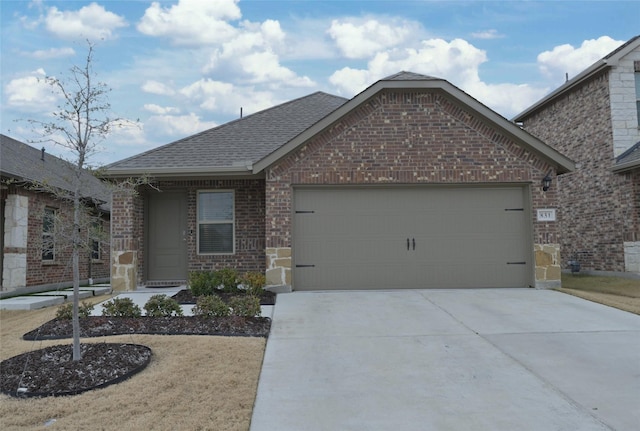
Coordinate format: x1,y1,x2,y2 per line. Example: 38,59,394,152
104,165,258,179
612,160,640,173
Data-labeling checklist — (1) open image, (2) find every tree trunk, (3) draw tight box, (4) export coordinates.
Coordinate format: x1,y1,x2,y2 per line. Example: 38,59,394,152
72,187,81,361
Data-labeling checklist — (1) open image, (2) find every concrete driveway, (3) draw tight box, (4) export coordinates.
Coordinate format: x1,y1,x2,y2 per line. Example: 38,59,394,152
250,289,640,431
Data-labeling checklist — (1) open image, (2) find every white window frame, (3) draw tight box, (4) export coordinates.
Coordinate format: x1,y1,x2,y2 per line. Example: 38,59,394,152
197,190,235,255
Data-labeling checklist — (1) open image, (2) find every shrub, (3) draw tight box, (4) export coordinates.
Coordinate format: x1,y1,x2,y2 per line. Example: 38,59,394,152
217,268,239,293
191,295,230,317
241,272,266,296
188,271,217,297
144,294,183,317
56,301,95,320
229,295,262,317
101,297,142,317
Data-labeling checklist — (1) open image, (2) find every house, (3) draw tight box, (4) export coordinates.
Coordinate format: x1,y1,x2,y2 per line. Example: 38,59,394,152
1,134,111,294
513,36,640,275
105,72,574,292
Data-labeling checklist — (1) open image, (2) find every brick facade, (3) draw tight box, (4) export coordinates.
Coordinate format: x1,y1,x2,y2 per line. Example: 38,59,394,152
518,71,640,272
265,89,561,287
2,186,110,291
110,179,265,288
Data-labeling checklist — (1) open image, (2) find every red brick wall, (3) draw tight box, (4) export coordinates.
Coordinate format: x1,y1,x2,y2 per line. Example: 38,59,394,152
17,188,110,287
266,89,559,248
518,71,639,271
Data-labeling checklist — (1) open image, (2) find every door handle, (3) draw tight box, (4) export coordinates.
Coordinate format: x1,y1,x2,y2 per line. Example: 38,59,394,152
407,238,410,251
412,238,415,250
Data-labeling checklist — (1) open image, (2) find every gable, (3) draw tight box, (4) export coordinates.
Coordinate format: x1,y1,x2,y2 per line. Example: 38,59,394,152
268,88,561,183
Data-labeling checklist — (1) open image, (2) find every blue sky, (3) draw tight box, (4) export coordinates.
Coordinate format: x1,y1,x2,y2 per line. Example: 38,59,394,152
2,0,638,166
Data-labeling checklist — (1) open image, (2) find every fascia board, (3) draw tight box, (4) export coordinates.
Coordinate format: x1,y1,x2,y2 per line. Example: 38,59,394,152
103,165,255,178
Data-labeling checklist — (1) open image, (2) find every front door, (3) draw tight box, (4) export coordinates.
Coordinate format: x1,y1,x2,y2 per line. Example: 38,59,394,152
147,191,188,282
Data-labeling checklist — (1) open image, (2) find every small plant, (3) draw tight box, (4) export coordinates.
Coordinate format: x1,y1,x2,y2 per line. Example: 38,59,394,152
217,267,239,293
229,295,262,317
241,271,266,296
101,297,142,317
188,271,217,297
192,295,230,317
56,301,95,320
143,294,183,317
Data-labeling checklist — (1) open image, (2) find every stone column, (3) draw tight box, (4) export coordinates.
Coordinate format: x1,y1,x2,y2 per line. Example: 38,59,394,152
2,194,28,291
534,244,561,289
266,247,291,287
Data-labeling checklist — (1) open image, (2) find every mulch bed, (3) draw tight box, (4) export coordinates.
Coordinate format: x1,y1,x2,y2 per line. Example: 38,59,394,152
0,343,152,398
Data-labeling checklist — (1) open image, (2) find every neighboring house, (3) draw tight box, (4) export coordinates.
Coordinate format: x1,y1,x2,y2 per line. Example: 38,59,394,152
105,72,574,292
514,35,640,275
1,134,111,294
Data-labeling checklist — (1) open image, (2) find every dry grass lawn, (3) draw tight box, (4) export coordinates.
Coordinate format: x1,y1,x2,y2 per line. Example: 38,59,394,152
0,295,266,431
557,274,640,315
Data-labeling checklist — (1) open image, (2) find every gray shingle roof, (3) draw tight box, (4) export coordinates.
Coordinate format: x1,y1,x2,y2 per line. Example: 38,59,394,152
0,134,111,210
614,141,640,172
107,91,348,172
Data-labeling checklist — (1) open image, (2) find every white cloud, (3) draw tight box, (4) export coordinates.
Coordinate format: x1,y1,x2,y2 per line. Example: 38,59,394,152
137,0,241,46
145,113,218,137
26,47,76,59
143,104,180,115
327,18,419,59
471,29,504,40
141,80,176,96
4,69,59,112
537,36,624,80
178,78,277,115
44,3,127,40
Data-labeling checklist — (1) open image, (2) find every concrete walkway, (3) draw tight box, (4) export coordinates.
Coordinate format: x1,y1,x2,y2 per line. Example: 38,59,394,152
250,289,640,431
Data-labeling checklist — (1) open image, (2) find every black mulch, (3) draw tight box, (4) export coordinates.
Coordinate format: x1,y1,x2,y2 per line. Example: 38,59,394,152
0,343,152,398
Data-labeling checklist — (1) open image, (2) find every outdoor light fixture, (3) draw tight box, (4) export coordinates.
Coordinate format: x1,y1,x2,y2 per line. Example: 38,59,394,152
542,171,553,192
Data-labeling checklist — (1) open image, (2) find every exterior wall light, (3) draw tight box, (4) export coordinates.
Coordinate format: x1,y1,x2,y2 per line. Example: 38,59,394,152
542,171,553,192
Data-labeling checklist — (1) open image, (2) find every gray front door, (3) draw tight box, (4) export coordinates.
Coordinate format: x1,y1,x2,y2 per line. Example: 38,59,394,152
293,186,533,290
147,191,188,281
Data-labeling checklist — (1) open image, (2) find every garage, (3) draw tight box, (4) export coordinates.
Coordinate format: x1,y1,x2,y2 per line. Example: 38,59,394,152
293,186,533,290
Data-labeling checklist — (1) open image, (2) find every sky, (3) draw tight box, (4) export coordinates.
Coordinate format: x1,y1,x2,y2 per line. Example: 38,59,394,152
1,0,639,167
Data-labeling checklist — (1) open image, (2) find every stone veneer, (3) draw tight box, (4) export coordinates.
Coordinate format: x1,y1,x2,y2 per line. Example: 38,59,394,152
265,247,291,286
624,242,640,272
265,89,564,289
610,55,640,156
534,244,562,289
2,195,28,290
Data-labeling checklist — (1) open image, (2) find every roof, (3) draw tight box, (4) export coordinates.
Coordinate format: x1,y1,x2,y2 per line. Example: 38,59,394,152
513,35,640,121
254,71,575,174
106,91,348,177
0,134,111,211
613,141,640,172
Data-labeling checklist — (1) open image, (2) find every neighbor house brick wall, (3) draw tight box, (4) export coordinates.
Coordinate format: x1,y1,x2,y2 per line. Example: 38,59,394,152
111,179,265,288
3,186,110,291
519,70,639,272
266,89,561,286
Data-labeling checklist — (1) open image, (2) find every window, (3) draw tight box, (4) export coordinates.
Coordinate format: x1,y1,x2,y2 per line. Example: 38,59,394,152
90,220,102,260
198,191,234,254
42,208,56,261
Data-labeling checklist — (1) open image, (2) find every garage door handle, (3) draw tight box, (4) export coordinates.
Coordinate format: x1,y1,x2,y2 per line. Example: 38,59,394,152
407,238,410,250
412,238,416,250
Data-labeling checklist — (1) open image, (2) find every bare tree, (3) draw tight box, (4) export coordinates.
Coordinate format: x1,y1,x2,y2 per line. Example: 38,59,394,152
26,41,135,361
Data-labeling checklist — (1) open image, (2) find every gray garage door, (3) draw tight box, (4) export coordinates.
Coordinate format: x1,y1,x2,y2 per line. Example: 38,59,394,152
293,186,532,290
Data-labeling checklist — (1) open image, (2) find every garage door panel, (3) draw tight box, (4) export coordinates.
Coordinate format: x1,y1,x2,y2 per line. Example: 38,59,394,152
293,187,532,290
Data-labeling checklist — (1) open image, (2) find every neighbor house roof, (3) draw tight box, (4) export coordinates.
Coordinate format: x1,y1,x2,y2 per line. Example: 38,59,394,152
105,91,348,177
513,35,640,121
0,134,111,211
613,141,640,172
254,71,575,174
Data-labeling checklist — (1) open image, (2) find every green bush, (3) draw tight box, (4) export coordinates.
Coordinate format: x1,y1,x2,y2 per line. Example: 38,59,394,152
241,272,266,296
143,294,183,317
188,271,219,297
217,268,239,293
191,295,230,317
101,297,142,317
56,301,95,320
229,295,262,317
